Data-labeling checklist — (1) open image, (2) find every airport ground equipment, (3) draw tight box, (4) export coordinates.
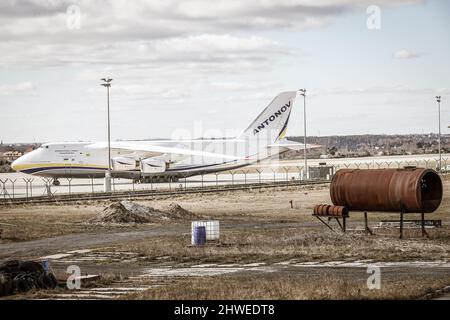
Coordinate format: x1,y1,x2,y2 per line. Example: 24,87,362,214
329,167,443,238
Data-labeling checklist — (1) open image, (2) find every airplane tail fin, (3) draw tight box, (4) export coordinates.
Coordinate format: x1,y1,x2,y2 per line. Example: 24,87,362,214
238,91,297,144
189,91,298,162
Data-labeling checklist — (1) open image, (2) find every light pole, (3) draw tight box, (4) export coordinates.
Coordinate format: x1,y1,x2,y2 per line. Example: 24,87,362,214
101,78,113,192
299,89,307,179
435,95,442,171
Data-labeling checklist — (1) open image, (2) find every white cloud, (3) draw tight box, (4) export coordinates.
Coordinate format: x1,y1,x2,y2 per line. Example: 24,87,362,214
0,0,421,69
0,82,36,96
393,49,422,59
323,86,450,96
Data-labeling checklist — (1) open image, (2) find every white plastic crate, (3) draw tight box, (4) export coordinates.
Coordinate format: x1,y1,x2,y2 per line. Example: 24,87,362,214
191,221,220,244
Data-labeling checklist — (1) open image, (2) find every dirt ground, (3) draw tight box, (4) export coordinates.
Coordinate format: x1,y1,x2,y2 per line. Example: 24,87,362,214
1,176,449,300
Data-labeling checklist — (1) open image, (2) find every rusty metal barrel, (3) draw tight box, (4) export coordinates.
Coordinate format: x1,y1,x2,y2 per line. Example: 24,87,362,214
313,204,349,216
330,168,443,213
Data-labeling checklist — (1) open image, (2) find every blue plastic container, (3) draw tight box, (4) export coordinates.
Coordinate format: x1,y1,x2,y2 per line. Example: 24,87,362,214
41,260,50,273
193,226,206,246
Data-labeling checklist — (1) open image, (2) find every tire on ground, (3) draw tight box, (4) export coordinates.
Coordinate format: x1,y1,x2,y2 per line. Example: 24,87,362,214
39,273,58,289
13,274,30,293
24,274,38,290
19,261,44,274
0,260,21,275
0,273,14,297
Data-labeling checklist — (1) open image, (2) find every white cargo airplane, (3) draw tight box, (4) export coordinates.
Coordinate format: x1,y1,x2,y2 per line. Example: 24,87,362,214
12,91,319,185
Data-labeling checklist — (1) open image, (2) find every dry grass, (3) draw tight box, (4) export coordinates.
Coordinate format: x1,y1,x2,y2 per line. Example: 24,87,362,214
0,202,156,241
129,274,450,300
114,227,450,264
1,174,449,243
1,272,123,300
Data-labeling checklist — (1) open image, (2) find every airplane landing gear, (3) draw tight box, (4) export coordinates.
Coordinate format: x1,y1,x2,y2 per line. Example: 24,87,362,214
139,176,179,183
52,179,61,186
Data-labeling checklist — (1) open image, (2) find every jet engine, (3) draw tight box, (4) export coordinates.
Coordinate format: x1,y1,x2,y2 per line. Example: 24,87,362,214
141,158,166,173
112,157,136,171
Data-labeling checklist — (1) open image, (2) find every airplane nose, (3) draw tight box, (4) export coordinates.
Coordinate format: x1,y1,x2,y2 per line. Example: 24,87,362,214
11,159,18,171
11,158,21,171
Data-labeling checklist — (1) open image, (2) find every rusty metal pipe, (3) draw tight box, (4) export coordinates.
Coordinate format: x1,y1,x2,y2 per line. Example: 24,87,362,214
313,204,348,216
330,168,443,213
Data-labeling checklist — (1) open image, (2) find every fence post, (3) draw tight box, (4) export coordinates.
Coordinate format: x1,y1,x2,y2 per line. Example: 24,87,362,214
10,179,16,199
296,166,303,181
67,178,72,198
29,178,33,198
283,167,289,184
271,169,276,185
0,179,10,200
90,177,94,196
242,170,248,185
272,169,277,190
23,178,29,200
42,178,51,198
256,169,262,184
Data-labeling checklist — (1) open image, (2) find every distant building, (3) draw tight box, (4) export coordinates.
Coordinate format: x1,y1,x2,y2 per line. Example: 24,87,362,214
2,151,22,161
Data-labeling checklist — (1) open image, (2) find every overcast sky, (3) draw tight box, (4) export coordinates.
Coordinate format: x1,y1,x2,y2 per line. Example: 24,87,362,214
0,0,449,143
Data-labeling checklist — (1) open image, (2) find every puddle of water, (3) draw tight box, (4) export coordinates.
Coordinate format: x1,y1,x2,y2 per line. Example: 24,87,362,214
55,293,115,299
292,260,450,268
90,287,148,292
191,264,218,268
216,264,241,267
67,249,93,254
274,260,297,266
243,262,266,267
141,267,242,277
42,249,141,264
40,253,73,260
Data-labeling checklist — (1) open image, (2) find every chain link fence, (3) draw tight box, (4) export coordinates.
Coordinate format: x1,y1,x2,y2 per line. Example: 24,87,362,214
0,157,446,202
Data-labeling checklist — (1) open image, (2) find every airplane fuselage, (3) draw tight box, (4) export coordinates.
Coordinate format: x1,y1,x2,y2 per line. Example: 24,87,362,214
11,140,284,181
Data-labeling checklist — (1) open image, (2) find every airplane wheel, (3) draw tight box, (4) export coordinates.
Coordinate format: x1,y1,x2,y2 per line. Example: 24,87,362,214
52,179,60,186
143,177,152,184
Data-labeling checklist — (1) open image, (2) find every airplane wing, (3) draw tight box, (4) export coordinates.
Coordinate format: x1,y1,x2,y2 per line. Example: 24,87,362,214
85,142,244,161
268,140,321,150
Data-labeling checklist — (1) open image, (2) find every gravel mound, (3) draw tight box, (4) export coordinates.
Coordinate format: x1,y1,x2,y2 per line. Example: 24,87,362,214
90,201,198,224
166,203,198,220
